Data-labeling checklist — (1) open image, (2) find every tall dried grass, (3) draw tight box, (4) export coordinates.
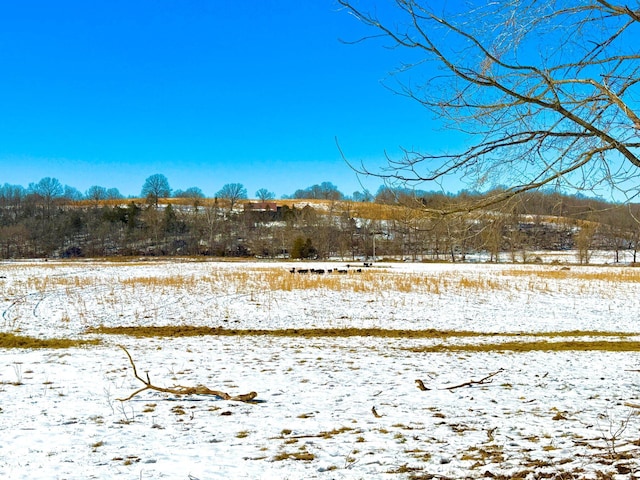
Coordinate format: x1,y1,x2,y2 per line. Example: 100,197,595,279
503,267,640,283
4,261,638,298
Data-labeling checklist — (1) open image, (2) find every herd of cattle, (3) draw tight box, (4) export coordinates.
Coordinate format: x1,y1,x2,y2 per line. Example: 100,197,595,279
289,263,373,275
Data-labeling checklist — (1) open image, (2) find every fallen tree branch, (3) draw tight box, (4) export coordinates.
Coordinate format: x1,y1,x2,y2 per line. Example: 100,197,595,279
415,379,431,391
117,345,258,403
415,368,504,392
443,368,504,391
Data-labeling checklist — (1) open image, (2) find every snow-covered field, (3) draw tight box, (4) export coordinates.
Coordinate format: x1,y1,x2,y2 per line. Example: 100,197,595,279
1,259,640,479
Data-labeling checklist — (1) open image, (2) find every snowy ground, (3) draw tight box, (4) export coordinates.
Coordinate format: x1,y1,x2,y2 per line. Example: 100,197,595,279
1,258,640,479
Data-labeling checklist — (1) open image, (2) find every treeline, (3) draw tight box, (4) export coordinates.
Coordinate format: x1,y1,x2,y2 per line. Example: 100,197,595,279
0,176,639,263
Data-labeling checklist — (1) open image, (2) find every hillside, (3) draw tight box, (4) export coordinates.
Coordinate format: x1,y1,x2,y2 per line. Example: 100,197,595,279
0,191,638,263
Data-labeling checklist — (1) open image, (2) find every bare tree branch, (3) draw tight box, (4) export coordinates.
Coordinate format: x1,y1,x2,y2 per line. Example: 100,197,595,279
338,0,640,208
117,345,258,403
415,368,505,392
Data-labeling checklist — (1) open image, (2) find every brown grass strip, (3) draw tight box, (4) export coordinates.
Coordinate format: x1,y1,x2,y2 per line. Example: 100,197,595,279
0,332,100,349
406,340,640,353
88,325,638,340
504,268,640,283
90,325,473,338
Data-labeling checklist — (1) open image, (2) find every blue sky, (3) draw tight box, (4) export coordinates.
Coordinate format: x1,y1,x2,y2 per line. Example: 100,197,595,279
0,0,450,199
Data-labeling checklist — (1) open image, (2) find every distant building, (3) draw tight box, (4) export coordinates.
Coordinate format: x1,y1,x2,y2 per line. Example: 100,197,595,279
243,202,277,212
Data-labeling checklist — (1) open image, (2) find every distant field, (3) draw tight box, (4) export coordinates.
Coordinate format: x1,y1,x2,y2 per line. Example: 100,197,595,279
1,259,640,479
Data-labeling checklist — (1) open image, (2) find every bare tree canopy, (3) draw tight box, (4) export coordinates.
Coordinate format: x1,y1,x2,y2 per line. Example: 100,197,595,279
216,183,247,211
255,188,275,202
292,182,344,200
141,174,171,207
30,177,63,201
339,0,640,210
174,186,205,199
86,185,108,203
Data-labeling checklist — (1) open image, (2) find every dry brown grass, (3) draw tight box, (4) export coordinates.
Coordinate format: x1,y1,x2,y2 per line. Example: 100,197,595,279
120,275,200,289
89,325,640,352
24,275,98,291
5,260,638,298
503,267,640,283
216,268,505,295
405,339,640,353
115,267,448,294
272,450,315,462
90,325,487,338
0,332,100,349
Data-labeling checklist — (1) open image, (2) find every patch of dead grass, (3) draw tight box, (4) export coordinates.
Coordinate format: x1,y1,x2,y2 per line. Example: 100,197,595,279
504,267,640,283
6,260,640,299
406,340,640,353
0,332,100,349
88,325,640,352
89,324,636,340
272,450,315,461
89,325,487,338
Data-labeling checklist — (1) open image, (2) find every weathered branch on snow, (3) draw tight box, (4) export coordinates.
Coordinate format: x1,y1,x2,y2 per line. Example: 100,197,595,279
117,345,258,403
416,368,504,392
415,379,431,391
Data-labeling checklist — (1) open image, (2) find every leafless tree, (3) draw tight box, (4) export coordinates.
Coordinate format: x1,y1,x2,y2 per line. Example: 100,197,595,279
339,1,640,211
216,183,247,212
141,174,171,208
255,188,275,203
86,185,108,207
29,177,63,218
105,188,123,200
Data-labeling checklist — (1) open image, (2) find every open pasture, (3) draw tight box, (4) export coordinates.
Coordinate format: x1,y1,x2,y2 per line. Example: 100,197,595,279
1,259,640,479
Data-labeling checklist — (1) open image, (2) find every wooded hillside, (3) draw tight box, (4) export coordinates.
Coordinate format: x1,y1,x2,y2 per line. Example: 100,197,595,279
1,187,637,264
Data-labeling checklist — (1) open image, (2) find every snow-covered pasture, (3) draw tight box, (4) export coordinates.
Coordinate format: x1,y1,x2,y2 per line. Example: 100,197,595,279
1,259,640,479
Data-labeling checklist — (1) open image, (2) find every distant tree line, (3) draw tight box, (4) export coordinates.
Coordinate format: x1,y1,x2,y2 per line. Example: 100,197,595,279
0,174,638,263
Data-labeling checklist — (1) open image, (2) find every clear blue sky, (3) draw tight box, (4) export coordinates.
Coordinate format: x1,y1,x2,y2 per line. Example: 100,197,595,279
0,0,448,199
